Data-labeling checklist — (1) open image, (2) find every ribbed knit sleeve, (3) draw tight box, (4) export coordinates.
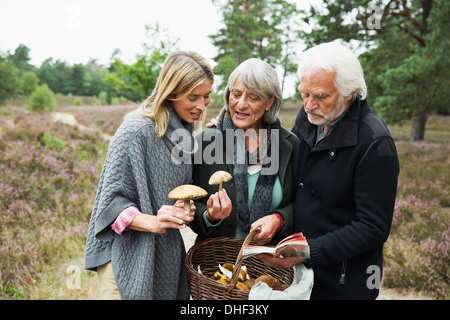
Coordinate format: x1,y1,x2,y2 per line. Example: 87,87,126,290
91,118,142,241
85,115,146,269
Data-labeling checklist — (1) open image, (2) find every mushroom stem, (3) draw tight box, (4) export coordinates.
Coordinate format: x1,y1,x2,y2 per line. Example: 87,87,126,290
183,200,190,214
183,200,191,225
219,182,222,191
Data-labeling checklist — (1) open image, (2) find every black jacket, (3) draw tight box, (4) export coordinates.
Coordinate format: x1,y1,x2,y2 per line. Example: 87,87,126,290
292,99,399,299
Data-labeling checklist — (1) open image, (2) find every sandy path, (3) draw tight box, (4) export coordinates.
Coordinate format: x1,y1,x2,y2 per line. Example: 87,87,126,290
51,111,113,140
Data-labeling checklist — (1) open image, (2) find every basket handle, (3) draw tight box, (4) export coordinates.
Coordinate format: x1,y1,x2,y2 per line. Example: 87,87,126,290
226,228,260,292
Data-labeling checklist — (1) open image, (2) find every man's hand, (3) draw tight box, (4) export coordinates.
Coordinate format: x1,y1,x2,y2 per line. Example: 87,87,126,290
255,253,306,269
250,214,280,245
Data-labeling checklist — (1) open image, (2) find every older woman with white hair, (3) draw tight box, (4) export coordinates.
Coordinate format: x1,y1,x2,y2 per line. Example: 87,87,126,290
259,41,400,300
189,58,300,245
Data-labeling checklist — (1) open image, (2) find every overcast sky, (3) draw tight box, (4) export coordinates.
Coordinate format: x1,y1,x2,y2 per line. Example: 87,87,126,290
0,0,216,65
0,0,322,65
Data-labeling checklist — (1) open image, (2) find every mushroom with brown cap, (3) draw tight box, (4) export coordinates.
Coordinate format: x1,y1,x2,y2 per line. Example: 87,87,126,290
168,184,208,220
209,170,232,191
254,274,286,291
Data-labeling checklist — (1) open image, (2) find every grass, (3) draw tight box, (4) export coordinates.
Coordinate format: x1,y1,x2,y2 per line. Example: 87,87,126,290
0,100,107,299
0,96,448,299
382,117,450,299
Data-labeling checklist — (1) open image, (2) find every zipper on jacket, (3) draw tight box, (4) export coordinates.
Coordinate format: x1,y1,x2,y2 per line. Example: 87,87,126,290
339,260,347,285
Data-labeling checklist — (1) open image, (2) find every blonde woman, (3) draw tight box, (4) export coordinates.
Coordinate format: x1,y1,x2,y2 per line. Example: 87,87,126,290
84,51,214,300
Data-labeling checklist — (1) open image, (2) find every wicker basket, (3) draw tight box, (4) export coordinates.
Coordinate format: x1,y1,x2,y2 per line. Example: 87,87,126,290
185,229,294,300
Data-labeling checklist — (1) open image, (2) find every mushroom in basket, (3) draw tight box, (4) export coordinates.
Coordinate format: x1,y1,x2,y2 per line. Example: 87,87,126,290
213,263,252,291
254,274,287,291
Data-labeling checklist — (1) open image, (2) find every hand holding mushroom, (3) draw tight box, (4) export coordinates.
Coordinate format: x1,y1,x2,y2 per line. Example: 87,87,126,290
205,171,233,223
168,184,207,225
128,199,197,234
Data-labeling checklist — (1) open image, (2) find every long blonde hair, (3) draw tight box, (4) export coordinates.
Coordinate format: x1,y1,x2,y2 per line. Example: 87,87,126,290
140,51,214,138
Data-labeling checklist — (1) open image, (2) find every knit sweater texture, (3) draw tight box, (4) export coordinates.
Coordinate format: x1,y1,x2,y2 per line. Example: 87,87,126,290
84,109,194,300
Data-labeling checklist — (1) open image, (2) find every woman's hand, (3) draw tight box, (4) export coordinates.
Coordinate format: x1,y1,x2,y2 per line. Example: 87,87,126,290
250,214,280,245
206,117,217,128
129,200,195,234
205,188,232,223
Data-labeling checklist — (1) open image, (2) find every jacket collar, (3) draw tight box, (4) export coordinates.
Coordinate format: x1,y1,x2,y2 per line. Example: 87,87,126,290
278,128,294,186
298,98,366,151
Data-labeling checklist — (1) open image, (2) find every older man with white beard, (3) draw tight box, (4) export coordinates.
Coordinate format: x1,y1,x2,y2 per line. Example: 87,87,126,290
258,41,400,300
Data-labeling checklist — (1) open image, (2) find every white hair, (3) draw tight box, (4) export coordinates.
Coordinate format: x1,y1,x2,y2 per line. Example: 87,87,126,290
297,41,367,101
225,58,282,124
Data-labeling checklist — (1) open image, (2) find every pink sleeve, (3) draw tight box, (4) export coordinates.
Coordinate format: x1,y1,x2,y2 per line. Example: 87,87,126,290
111,206,141,235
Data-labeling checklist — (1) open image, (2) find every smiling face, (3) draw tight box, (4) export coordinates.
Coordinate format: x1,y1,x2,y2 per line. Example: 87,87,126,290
172,80,212,123
228,76,274,131
299,69,352,130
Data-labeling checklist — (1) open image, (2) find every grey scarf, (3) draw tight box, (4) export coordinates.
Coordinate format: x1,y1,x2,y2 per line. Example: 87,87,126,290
164,107,198,164
216,107,281,231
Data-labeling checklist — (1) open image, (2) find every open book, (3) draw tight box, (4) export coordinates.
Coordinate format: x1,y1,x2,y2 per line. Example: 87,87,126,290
242,232,309,258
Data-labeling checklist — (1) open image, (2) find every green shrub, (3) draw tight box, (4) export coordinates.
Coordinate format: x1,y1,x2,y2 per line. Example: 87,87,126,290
28,84,56,113
0,59,18,106
41,131,65,151
98,91,107,104
19,71,39,95
111,97,119,105
74,97,83,106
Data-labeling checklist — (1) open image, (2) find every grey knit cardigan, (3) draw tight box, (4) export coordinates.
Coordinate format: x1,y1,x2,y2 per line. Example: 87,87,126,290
84,109,195,300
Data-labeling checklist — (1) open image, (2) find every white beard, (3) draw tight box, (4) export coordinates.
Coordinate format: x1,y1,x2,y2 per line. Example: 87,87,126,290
305,99,349,127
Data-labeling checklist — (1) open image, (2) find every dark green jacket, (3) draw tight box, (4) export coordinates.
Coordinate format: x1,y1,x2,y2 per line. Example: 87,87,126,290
189,126,299,244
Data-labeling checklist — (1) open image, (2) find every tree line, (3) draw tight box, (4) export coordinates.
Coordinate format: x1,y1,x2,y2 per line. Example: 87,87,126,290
209,0,448,141
0,24,178,107
1,0,448,141
296,0,449,140
0,44,140,106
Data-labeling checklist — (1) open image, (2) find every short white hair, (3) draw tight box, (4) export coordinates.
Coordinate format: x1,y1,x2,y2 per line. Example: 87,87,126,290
297,41,367,101
225,58,282,124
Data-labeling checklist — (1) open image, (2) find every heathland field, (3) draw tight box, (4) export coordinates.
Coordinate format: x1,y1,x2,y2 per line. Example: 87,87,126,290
0,97,448,299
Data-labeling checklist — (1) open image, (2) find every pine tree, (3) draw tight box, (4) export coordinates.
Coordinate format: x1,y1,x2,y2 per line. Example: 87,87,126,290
299,0,449,141
210,0,302,93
